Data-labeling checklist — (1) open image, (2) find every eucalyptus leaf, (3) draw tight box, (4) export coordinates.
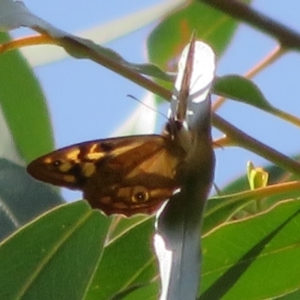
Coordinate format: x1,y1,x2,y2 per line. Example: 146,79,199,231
214,75,273,111
0,158,63,240
86,219,156,300
0,33,54,162
201,199,300,299
0,201,110,300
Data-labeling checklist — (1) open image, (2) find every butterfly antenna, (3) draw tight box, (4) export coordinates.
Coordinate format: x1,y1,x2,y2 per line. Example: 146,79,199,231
126,94,168,121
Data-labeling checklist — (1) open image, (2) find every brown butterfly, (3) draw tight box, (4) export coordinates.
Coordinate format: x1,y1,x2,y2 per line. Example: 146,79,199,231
27,38,203,216
27,131,187,216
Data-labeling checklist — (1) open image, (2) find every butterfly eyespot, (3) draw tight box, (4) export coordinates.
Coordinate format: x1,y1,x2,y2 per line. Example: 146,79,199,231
131,186,149,203
50,159,73,173
52,160,62,167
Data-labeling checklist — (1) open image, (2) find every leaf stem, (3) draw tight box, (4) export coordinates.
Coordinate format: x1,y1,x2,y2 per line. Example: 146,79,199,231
271,107,300,128
0,35,56,53
240,180,300,201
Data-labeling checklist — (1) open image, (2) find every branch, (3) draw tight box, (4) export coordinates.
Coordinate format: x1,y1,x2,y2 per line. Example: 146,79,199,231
201,0,300,51
212,114,300,176
3,33,300,176
155,84,300,176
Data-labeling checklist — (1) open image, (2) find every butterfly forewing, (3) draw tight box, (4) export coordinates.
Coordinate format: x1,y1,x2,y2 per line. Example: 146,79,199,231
27,134,185,216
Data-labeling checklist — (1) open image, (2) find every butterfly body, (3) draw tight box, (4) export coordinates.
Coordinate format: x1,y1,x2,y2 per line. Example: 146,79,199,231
27,131,186,216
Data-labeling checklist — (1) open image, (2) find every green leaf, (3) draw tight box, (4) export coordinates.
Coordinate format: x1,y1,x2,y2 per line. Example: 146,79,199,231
276,288,300,299
214,75,273,110
201,199,300,299
86,219,157,300
214,75,300,128
0,33,54,162
0,201,111,300
106,215,150,241
111,281,159,300
203,192,253,235
0,158,63,240
204,181,300,235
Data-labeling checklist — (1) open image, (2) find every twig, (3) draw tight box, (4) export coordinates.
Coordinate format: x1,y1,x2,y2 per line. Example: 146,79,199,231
212,114,300,176
201,0,300,50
